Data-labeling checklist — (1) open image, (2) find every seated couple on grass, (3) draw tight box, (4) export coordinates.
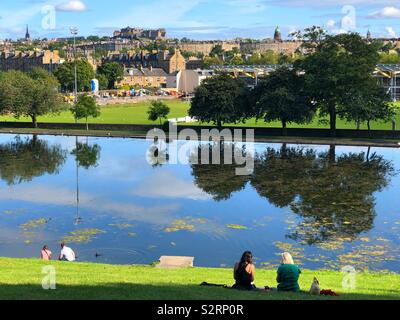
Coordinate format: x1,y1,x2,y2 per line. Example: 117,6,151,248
233,251,301,292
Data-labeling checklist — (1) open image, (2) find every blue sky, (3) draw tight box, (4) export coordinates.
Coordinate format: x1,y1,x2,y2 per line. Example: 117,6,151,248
1,0,400,40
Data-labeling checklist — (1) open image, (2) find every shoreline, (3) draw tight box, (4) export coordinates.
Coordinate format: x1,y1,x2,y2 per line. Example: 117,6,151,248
1,128,400,148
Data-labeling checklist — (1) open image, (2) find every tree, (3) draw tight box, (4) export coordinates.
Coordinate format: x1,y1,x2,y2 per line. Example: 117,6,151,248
210,45,225,58
203,56,223,68
189,73,250,127
0,135,67,185
147,100,170,125
97,62,124,89
97,73,109,90
296,32,381,136
0,68,65,127
252,66,315,135
341,79,395,134
54,60,95,92
290,26,328,53
70,94,101,130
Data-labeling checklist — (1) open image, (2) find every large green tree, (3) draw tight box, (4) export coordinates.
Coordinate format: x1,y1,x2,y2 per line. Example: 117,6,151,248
252,66,315,135
0,68,65,127
189,73,250,127
295,31,381,136
54,60,95,92
97,62,124,89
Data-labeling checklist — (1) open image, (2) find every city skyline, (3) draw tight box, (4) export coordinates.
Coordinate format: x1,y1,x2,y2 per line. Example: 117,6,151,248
1,1,400,40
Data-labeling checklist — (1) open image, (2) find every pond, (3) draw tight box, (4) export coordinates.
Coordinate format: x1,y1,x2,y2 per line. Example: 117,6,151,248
0,133,399,272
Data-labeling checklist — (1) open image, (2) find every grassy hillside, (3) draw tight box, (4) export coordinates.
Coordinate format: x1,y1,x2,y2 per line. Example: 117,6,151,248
0,258,399,300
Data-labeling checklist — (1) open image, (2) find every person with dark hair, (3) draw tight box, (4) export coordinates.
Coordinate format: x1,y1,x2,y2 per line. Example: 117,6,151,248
40,245,52,261
58,243,76,261
232,251,256,290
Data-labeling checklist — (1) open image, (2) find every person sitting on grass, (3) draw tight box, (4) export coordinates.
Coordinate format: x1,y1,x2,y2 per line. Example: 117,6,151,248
276,252,301,292
58,243,76,262
40,245,52,261
232,251,256,291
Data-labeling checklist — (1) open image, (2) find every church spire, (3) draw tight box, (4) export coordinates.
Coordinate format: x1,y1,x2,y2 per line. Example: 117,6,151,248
367,29,372,41
25,25,31,40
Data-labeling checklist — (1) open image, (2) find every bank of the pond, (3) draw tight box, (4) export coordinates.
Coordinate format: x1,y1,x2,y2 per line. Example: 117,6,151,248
0,127,399,148
0,258,399,300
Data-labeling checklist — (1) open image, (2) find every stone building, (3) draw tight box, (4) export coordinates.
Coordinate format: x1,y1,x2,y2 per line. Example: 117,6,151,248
104,49,186,74
239,40,302,56
117,65,167,88
179,41,239,56
157,49,186,74
113,27,166,40
0,50,62,73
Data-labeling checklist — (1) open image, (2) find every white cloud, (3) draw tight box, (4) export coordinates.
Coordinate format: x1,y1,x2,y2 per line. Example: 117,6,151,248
131,171,211,200
386,26,397,37
269,0,400,7
326,19,336,28
224,0,267,14
0,184,180,225
368,7,400,19
56,0,87,12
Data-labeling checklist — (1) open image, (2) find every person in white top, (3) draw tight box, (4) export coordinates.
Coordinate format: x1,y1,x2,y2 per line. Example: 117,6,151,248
58,243,76,261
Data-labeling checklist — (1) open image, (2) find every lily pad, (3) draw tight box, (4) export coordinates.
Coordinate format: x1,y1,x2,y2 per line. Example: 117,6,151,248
226,224,248,230
62,228,105,243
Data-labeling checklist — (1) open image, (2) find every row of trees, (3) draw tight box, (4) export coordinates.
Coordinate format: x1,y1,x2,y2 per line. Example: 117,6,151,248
190,29,396,136
54,60,123,92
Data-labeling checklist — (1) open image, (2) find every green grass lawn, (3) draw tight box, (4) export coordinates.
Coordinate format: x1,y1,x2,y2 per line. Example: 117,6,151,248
0,99,399,130
0,258,399,300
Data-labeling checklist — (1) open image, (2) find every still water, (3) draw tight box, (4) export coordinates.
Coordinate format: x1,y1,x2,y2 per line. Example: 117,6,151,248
0,133,399,271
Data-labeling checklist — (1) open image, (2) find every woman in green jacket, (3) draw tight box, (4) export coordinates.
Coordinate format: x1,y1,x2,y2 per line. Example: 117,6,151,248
276,252,301,292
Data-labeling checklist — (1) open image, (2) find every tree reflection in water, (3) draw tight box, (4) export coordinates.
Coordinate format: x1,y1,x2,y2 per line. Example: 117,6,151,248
189,143,251,201
0,135,67,185
190,142,395,244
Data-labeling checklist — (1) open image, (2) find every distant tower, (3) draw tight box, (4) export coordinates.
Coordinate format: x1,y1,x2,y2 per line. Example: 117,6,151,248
366,30,372,41
25,25,31,41
274,26,282,42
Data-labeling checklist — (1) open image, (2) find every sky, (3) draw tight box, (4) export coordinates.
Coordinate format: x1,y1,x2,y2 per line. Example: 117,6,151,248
1,0,400,40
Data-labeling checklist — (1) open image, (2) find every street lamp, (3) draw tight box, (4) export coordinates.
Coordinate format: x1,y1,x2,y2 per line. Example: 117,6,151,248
70,27,78,103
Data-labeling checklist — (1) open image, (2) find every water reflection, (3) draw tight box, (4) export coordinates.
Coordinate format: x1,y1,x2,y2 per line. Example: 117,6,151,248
0,135,67,185
71,140,101,170
71,138,102,225
0,134,398,271
189,143,251,201
251,144,395,244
